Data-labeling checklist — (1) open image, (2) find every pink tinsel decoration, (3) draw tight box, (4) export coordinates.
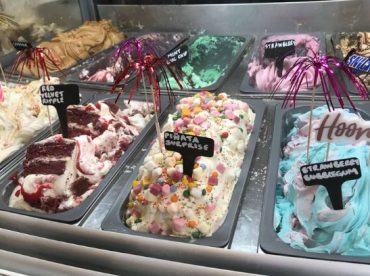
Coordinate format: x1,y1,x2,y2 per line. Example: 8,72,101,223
272,52,368,111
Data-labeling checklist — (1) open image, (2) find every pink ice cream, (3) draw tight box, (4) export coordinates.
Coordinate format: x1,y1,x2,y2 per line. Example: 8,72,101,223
79,57,125,83
247,34,320,92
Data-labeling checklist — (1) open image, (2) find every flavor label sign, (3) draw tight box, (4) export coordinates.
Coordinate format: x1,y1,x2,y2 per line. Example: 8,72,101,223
345,50,370,74
315,110,370,144
264,39,295,77
166,45,188,65
40,84,80,138
164,131,214,177
300,157,361,210
11,41,33,51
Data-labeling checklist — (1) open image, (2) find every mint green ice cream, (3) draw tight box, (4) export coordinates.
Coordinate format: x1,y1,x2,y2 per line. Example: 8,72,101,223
163,35,245,90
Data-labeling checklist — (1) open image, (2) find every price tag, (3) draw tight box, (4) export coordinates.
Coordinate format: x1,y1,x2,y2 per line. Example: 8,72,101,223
166,45,188,65
164,131,214,177
11,41,33,51
344,49,370,75
300,157,361,210
264,39,295,77
40,84,80,138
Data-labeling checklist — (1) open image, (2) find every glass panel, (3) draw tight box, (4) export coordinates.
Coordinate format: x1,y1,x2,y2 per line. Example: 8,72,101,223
0,0,82,57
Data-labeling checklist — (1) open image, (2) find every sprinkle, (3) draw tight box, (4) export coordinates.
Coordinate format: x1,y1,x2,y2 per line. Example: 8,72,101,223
211,171,218,178
225,109,235,120
239,114,244,119
173,218,186,232
132,180,140,187
202,189,206,196
174,118,184,128
134,218,142,224
181,176,189,186
133,184,142,195
188,181,196,189
193,115,206,125
206,203,216,213
210,110,220,117
206,185,213,193
171,171,183,182
150,183,162,196
136,194,145,202
183,190,190,198
181,108,190,117
234,116,240,124
200,164,206,170
183,117,191,125
142,177,151,187
208,176,218,186
191,230,201,239
193,107,202,114
157,177,164,184
187,220,198,228
172,112,181,120
221,132,229,139
127,201,134,209
170,185,177,193
216,163,225,174
149,222,161,234
170,194,178,202
183,177,196,189
162,184,170,195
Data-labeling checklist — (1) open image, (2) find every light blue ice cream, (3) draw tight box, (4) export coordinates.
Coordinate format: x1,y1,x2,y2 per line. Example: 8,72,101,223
275,106,370,256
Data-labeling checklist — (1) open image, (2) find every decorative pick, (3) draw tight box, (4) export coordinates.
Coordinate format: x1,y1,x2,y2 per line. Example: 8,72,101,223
272,52,368,111
272,52,369,163
10,41,65,81
0,63,7,85
0,63,6,103
110,38,183,154
110,52,183,110
10,41,66,136
0,84,4,103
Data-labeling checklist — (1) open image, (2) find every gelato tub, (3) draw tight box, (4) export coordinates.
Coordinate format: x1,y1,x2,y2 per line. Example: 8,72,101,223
260,103,370,264
101,94,265,247
161,35,252,92
240,33,325,94
7,20,124,79
0,79,59,171
331,32,370,94
0,92,168,223
66,32,188,88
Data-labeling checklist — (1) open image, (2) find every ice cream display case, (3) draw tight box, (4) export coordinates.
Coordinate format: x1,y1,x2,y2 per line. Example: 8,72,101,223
1,0,370,275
